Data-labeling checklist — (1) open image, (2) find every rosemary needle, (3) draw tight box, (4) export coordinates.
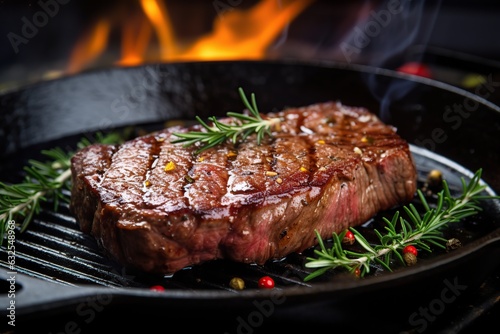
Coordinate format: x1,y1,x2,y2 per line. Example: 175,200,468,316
171,87,280,153
0,132,125,243
303,169,500,282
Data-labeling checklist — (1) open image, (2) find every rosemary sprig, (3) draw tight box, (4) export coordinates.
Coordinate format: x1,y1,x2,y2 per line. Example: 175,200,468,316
0,132,125,243
303,169,500,282
171,87,280,153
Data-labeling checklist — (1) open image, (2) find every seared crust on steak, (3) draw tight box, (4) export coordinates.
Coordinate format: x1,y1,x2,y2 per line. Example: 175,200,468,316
70,102,417,274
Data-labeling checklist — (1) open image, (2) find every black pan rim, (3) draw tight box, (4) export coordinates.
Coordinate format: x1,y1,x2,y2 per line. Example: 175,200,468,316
3,58,500,114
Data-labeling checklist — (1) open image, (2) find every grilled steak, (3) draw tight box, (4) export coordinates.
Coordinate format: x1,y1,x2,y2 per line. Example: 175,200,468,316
70,101,417,274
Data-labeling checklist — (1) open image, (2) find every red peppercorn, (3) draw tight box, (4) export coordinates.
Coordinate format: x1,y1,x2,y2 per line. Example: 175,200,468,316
354,267,361,277
403,245,418,257
403,245,418,256
149,285,165,292
397,62,432,79
258,276,275,289
342,230,355,245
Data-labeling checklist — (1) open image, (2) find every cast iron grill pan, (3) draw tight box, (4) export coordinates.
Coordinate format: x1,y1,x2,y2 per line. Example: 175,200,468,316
1,61,500,332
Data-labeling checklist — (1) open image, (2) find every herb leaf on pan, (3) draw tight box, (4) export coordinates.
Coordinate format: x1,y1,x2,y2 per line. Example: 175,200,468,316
303,169,500,281
0,132,125,244
171,87,281,153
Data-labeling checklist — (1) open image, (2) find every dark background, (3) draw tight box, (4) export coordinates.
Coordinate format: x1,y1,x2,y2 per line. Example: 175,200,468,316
1,0,500,92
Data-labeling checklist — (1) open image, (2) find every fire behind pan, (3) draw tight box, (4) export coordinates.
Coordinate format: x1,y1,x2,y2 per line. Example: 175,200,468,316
1,60,500,333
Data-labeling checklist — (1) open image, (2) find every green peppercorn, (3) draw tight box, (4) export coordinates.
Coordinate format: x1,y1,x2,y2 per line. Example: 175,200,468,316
229,277,245,290
446,238,462,252
427,169,443,189
403,252,417,266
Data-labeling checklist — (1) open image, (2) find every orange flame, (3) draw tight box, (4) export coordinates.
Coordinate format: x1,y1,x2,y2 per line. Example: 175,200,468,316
167,0,313,61
66,0,314,74
119,12,153,67
67,18,111,74
139,0,177,59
